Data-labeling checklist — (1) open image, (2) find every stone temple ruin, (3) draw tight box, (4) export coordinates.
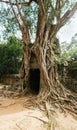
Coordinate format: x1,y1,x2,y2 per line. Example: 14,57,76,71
0,41,77,94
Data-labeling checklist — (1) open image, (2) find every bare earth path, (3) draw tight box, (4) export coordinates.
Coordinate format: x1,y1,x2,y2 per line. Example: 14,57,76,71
0,89,77,130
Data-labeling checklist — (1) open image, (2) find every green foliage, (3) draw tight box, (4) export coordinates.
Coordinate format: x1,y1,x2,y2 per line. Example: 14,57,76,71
61,33,77,61
52,34,77,66
0,36,23,76
0,4,18,40
0,2,38,42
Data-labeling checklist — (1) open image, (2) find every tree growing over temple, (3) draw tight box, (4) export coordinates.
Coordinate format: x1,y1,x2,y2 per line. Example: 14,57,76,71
0,0,77,106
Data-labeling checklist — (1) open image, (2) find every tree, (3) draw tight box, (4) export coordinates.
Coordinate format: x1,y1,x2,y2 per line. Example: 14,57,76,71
61,33,77,61
0,0,77,107
0,36,23,76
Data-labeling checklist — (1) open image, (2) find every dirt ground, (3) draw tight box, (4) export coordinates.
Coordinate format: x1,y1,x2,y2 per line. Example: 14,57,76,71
0,85,77,130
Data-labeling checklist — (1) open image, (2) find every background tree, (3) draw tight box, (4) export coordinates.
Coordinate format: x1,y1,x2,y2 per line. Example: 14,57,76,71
0,36,23,76
61,33,77,61
0,0,77,111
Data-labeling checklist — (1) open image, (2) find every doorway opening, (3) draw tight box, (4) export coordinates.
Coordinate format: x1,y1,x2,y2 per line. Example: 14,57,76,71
29,69,40,94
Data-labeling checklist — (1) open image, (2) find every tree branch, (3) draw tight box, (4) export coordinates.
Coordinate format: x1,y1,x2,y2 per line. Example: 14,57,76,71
38,0,45,15
49,2,77,42
60,0,67,9
35,0,46,44
0,0,38,6
59,2,77,29
50,2,57,17
15,0,27,28
9,0,22,31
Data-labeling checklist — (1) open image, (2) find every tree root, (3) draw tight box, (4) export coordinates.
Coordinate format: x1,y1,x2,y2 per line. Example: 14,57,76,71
36,80,77,119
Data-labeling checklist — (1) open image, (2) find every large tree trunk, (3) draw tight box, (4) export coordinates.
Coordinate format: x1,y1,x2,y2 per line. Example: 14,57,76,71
20,30,63,99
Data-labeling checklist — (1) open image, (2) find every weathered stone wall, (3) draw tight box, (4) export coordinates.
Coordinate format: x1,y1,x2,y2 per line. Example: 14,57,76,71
59,60,77,92
0,75,19,85
66,61,77,92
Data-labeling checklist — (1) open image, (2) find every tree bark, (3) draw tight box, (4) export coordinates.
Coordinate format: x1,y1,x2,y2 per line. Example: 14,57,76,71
20,25,60,98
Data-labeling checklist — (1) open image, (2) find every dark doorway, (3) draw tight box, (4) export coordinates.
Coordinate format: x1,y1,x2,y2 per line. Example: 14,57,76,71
29,69,40,94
